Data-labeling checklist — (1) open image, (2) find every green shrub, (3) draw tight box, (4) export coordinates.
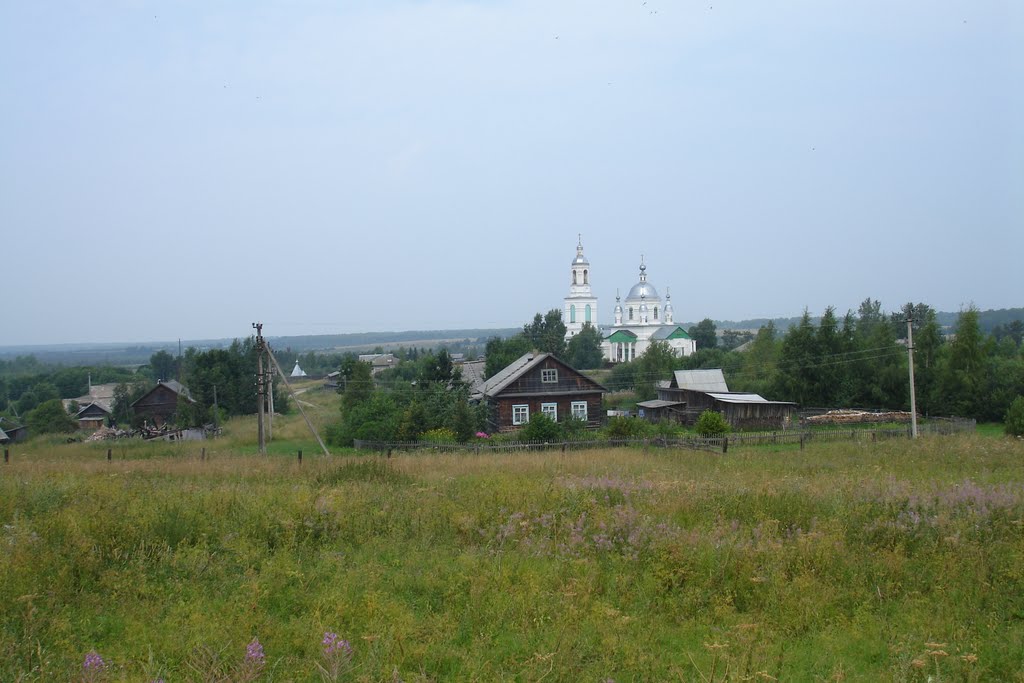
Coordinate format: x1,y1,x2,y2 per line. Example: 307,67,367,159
420,427,458,443
1005,395,1024,437
519,413,562,442
694,410,730,437
603,415,649,439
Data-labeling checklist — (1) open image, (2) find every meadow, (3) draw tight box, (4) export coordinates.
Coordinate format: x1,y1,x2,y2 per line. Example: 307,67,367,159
2,405,1023,681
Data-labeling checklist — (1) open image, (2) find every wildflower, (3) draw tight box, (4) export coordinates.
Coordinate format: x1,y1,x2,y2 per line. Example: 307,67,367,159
960,653,978,664
246,637,265,665
323,632,353,658
475,431,490,439
83,651,106,671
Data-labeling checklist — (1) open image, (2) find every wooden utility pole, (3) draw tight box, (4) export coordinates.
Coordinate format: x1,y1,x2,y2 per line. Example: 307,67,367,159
906,314,918,439
253,322,267,454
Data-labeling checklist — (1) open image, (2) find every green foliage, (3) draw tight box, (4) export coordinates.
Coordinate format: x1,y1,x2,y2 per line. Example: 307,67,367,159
149,350,178,382
484,335,532,379
565,322,604,369
603,415,649,439
1005,396,1024,437
633,340,678,401
523,309,567,358
327,391,401,446
519,412,562,442
25,398,78,435
688,317,718,350
694,409,730,436
420,427,458,443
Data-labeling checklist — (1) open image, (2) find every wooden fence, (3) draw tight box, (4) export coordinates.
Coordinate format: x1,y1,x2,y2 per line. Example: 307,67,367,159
354,418,976,455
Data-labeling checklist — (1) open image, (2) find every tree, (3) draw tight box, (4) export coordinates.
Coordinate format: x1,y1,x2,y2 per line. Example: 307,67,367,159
484,335,533,379
342,361,374,412
633,340,679,401
688,318,718,350
524,309,568,358
937,307,986,417
565,322,604,369
26,399,77,435
149,350,178,382
1005,396,1024,437
520,412,562,442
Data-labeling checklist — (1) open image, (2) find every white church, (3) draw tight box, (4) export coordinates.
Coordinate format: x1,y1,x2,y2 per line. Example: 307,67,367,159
563,238,697,363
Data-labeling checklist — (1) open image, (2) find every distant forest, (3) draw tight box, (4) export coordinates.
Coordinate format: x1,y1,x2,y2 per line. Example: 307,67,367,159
1,309,1022,368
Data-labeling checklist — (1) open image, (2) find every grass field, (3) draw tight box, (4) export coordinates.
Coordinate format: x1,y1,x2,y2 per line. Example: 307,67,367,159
2,406,1023,681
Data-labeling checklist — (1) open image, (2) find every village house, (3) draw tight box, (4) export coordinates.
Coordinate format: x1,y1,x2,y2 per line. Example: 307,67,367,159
473,352,606,433
130,380,196,426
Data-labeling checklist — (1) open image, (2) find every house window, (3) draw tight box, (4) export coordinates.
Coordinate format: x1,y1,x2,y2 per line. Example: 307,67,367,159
585,304,591,323
541,403,557,420
570,304,576,323
512,404,529,425
541,368,558,383
571,401,588,421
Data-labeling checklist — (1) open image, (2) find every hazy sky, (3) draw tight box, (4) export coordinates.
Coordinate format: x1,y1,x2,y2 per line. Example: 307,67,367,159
2,1,1021,345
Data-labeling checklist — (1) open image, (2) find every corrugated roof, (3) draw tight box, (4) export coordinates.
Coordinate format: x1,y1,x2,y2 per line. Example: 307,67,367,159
637,399,685,408
706,392,797,406
673,369,729,392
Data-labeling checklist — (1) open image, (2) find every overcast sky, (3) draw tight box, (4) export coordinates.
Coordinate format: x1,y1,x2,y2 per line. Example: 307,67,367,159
2,1,1021,345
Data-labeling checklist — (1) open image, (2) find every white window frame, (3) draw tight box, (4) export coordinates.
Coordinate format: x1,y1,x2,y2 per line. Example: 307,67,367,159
541,402,558,421
571,401,588,421
541,368,558,383
512,404,529,425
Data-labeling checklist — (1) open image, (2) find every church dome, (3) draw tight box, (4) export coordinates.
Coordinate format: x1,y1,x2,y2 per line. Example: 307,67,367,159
624,262,660,303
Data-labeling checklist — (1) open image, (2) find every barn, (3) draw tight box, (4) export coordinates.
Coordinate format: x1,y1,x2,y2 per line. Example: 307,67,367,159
656,368,798,430
130,380,196,427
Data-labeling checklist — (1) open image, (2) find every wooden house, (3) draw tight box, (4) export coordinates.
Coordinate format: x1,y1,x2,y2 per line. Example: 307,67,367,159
474,352,606,433
656,368,798,430
0,418,27,443
130,380,195,426
75,402,111,431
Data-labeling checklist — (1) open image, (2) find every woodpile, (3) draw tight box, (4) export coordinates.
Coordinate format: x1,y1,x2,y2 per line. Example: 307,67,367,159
805,409,916,425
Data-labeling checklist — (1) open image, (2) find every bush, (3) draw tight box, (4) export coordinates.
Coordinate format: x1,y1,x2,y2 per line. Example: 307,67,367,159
26,399,78,436
1005,396,1024,437
603,416,649,439
520,413,562,442
695,410,730,437
421,427,458,443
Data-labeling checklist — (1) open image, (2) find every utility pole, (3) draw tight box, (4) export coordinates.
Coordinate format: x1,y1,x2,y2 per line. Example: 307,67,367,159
212,384,219,431
253,322,267,454
267,373,274,441
906,313,918,439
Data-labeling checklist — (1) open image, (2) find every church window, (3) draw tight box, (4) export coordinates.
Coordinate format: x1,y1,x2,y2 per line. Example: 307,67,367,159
541,403,558,420
654,306,659,320
583,269,589,285
512,404,529,425
570,305,576,323
629,307,634,321
585,304,591,322
541,368,558,383
572,271,577,285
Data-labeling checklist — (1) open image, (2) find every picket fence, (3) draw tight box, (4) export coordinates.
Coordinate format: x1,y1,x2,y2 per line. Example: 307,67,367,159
353,417,976,455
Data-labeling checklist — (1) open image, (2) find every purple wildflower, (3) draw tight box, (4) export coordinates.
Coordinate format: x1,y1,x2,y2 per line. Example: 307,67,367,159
245,637,265,665
83,651,105,671
323,632,353,658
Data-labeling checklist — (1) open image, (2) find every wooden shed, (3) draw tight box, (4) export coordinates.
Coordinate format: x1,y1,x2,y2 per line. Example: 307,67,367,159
656,368,798,430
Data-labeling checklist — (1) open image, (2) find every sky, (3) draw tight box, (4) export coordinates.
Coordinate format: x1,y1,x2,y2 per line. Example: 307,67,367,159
2,0,1021,345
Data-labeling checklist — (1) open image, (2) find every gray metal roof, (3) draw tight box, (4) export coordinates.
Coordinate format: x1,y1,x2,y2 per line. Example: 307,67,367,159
673,369,729,392
637,399,685,408
706,392,797,406
478,352,549,398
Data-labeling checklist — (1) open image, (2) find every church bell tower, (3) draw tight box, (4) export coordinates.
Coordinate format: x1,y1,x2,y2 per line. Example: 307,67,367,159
563,236,599,340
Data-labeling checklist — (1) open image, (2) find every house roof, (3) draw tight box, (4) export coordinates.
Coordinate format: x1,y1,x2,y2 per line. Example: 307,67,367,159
650,326,692,341
636,399,685,409
76,402,111,417
673,369,729,392
130,380,194,407
0,426,7,442
706,392,797,406
477,352,606,398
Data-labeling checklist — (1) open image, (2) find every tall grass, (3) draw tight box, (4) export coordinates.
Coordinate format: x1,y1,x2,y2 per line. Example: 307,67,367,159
1,432,1022,680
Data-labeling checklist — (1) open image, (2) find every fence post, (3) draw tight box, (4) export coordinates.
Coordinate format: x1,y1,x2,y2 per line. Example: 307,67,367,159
3,448,8,463
201,447,206,461
872,431,876,443
107,448,112,462
722,437,728,454
298,449,302,465
387,448,392,459
799,433,804,450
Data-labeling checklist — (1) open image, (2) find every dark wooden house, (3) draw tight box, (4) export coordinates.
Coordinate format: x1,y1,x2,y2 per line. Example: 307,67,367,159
656,368,798,430
130,380,195,427
0,418,27,443
75,402,111,431
475,353,606,433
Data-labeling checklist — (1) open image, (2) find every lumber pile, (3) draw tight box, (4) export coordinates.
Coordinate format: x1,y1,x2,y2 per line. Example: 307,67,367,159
805,409,916,425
